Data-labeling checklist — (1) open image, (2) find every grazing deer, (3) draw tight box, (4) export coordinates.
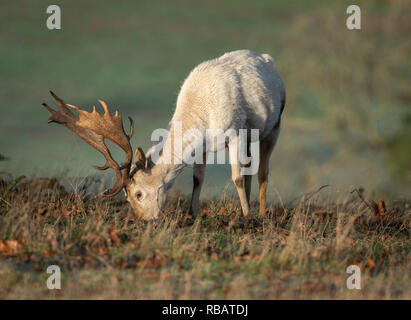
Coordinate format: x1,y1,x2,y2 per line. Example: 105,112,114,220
43,50,285,220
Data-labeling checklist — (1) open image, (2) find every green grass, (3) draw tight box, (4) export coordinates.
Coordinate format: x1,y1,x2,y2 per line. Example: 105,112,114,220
0,176,409,299
1,0,410,199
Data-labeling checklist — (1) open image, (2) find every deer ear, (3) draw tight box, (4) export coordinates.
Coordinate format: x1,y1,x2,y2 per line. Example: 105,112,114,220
134,147,147,170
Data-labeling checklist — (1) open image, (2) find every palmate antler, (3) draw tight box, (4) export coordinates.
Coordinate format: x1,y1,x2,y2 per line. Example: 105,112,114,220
42,91,134,197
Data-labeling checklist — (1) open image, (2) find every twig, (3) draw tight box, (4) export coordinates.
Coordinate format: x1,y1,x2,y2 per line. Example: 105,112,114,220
305,184,330,202
350,188,373,210
288,184,330,205
0,197,12,207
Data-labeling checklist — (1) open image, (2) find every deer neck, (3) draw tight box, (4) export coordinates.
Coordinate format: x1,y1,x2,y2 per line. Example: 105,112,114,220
152,121,191,186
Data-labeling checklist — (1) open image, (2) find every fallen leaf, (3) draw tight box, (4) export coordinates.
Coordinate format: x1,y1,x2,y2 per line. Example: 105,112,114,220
377,198,386,215
0,240,5,253
96,247,105,254
36,206,48,217
262,272,273,281
60,202,72,218
369,200,379,216
218,207,227,215
109,226,120,246
141,270,158,280
63,243,73,251
367,257,375,270
5,240,19,254
201,209,212,217
0,239,22,256
384,247,392,258
135,255,168,269
161,272,171,280
42,250,56,258
369,198,387,221
348,261,363,270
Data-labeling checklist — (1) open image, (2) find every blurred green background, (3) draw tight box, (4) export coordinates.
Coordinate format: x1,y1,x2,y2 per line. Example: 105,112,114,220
0,0,410,201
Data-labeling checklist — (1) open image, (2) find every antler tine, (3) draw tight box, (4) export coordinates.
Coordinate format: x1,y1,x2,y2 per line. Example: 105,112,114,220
118,117,134,170
43,91,133,197
50,90,64,107
128,116,134,139
98,99,110,114
69,99,133,172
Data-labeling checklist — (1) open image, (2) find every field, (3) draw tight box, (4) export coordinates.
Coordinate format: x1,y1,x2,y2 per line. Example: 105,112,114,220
0,0,410,299
0,177,410,299
1,0,410,197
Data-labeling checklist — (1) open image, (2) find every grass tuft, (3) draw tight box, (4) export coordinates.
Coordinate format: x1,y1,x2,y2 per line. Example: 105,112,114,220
0,176,409,299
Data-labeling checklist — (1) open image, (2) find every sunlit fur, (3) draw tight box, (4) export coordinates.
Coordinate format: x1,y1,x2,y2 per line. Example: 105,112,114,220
126,50,285,220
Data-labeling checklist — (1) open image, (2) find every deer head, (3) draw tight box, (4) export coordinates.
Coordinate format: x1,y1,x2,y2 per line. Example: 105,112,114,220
42,91,165,220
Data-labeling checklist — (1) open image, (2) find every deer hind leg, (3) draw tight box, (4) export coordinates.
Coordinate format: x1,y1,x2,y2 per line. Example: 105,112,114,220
229,136,250,217
188,160,206,217
258,122,281,218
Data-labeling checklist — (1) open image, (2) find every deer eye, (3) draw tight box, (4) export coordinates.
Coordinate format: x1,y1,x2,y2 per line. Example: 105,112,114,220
136,191,143,201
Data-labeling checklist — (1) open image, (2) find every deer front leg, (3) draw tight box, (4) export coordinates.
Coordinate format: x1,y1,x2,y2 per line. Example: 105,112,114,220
188,162,206,217
229,137,250,217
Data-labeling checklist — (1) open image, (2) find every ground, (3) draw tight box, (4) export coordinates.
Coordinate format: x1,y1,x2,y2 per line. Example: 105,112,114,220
0,177,409,299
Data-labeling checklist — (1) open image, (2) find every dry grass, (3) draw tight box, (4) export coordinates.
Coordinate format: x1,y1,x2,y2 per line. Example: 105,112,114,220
0,176,409,299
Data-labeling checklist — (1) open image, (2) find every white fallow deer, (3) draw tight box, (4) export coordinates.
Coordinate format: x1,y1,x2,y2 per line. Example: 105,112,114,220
42,50,285,220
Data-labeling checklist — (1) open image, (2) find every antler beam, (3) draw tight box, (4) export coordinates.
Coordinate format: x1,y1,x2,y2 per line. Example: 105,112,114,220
42,91,134,197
